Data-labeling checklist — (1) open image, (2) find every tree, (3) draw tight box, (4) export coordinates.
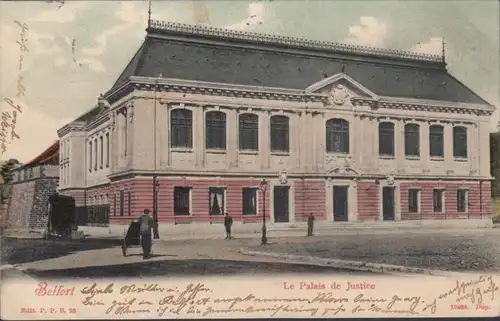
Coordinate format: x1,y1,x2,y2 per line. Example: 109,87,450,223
490,132,500,199
0,158,20,184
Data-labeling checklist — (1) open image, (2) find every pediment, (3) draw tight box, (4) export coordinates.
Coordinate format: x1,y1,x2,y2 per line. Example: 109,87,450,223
305,73,378,100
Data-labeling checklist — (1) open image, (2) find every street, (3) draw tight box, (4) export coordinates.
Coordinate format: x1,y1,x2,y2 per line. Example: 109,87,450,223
2,228,499,281
0,236,374,280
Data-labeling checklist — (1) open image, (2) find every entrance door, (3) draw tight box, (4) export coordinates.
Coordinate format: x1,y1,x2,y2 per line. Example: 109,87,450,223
273,186,290,223
382,186,395,221
333,186,349,222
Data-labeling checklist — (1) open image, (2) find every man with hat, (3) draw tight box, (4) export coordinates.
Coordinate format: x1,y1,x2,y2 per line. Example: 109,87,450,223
139,208,156,259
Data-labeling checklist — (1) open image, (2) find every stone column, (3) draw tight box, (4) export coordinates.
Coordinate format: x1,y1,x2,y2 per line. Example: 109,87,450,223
194,105,205,168
444,122,453,171
311,112,318,171
227,108,238,168
470,123,478,175
395,119,405,173
260,110,270,170
298,111,306,171
316,113,325,171
421,121,430,172
127,101,134,168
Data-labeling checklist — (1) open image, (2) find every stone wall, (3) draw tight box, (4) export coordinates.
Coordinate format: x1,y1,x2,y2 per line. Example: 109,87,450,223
7,181,36,228
6,178,59,229
29,178,59,228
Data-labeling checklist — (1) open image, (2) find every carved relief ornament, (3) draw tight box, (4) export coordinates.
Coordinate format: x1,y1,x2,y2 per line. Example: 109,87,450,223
328,84,352,107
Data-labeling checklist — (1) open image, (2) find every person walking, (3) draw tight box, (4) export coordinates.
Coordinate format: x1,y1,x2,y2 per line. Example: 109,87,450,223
224,212,233,239
307,213,315,236
139,209,156,259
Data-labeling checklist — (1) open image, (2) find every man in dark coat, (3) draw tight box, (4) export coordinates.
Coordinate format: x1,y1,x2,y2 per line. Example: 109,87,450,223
139,209,156,259
224,212,233,239
307,213,315,236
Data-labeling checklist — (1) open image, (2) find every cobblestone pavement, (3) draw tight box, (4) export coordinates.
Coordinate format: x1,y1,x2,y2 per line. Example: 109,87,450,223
245,229,500,273
1,237,375,279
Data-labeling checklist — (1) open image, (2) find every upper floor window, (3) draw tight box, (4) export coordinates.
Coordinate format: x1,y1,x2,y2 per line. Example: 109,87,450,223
171,109,193,148
88,141,93,172
205,111,226,150
404,123,420,157
94,138,98,170
100,136,104,168
105,133,110,167
378,122,395,156
326,118,349,153
270,115,289,152
453,126,468,158
239,113,258,151
429,124,444,157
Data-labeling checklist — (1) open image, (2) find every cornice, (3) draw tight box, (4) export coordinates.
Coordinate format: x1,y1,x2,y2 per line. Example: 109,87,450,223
85,111,111,132
107,77,492,116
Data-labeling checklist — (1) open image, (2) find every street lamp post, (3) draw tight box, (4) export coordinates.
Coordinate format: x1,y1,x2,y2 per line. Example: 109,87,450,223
260,178,268,245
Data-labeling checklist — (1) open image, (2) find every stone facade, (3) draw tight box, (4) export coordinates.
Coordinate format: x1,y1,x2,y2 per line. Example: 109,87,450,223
7,165,59,229
57,21,495,227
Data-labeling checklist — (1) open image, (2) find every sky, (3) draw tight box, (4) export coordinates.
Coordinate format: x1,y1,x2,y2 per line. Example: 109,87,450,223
0,0,499,163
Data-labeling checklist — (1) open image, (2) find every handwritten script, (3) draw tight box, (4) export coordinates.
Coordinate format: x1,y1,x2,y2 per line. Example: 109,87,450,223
75,275,499,317
1,20,28,155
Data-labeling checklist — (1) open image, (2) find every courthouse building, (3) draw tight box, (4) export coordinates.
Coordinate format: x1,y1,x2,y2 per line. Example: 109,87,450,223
57,20,495,226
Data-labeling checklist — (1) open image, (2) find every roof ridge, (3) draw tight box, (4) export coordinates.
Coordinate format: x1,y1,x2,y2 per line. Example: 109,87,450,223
148,20,443,64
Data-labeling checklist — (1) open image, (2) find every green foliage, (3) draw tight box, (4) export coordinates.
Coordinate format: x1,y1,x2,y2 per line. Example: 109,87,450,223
0,158,20,184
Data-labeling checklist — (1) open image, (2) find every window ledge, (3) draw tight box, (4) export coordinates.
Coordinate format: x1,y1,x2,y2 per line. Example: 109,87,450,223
379,155,395,160
271,152,290,156
325,153,351,158
405,156,420,161
239,150,259,155
454,157,468,162
430,156,444,162
206,149,227,154
171,148,193,153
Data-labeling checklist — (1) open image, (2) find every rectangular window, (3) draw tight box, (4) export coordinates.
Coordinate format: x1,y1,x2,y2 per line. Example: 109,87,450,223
124,113,128,156
433,189,444,212
100,136,104,168
174,187,191,216
242,188,258,215
408,189,420,213
113,194,116,216
128,191,131,216
94,138,98,170
89,141,93,172
119,190,124,216
209,187,225,216
106,133,110,167
457,189,468,212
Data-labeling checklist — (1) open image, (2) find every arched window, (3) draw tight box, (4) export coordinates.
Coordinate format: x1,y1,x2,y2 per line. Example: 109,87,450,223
239,114,258,151
205,111,227,149
326,118,349,153
171,109,193,148
429,124,444,157
453,126,468,158
378,122,395,156
404,123,420,157
270,115,289,152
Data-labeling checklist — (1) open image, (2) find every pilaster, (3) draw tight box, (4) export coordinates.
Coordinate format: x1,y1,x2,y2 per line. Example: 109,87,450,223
395,119,405,173
227,108,238,168
260,110,270,170
159,101,169,167
444,122,453,171
194,105,205,168
421,121,430,172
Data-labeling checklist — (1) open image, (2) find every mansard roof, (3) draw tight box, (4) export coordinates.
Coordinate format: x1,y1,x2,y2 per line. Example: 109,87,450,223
107,20,490,106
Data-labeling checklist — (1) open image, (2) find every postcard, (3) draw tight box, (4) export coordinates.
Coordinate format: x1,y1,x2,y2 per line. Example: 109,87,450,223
1,0,499,319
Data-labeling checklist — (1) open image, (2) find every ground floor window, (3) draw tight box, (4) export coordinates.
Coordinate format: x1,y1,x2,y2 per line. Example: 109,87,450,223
433,189,444,213
242,188,258,215
174,187,191,216
209,187,225,216
457,189,468,212
119,190,124,216
408,189,420,213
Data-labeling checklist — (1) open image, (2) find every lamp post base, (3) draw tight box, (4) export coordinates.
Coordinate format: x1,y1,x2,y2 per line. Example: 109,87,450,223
261,226,267,245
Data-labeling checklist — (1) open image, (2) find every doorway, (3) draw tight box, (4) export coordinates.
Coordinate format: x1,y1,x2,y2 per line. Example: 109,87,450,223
333,186,349,222
273,186,290,223
382,186,395,221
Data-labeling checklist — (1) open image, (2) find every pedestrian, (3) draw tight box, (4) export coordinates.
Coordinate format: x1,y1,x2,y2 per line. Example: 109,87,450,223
224,212,233,239
307,213,315,236
139,209,156,259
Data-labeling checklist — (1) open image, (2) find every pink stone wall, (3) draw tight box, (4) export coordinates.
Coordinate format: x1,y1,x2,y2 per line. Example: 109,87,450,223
294,179,326,222
356,181,380,221
60,189,85,206
400,181,491,220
